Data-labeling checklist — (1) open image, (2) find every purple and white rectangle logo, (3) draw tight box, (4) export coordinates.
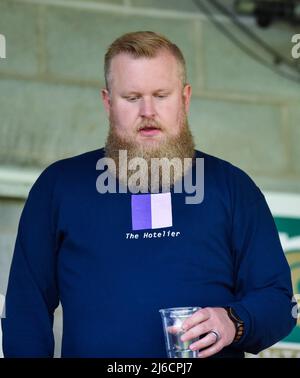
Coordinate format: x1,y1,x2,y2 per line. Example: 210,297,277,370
131,192,173,231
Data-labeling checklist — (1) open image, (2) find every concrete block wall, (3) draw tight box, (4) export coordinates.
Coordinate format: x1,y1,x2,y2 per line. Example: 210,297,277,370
0,0,299,187
0,0,299,357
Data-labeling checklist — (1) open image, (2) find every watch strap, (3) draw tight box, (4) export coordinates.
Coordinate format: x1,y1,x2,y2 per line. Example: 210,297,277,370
224,306,245,343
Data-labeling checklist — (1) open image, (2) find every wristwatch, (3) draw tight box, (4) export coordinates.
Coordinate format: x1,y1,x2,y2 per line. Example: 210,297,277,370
224,307,245,343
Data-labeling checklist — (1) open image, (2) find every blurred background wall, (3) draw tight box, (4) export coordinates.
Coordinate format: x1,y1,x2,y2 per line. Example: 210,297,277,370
0,0,299,357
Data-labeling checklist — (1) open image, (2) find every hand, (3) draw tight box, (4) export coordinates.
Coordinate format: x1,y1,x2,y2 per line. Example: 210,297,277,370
180,307,236,358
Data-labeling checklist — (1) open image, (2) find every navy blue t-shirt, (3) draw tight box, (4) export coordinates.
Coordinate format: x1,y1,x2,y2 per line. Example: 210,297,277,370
1,149,296,357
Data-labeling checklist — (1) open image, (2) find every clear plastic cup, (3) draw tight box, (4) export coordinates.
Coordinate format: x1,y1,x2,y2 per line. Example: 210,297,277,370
159,306,201,358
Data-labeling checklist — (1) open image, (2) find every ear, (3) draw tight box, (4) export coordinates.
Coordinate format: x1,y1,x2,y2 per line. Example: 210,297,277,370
101,88,111,115
183,84,192,113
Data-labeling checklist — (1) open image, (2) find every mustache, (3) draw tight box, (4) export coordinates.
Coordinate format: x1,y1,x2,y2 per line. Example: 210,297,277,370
137,120,163,131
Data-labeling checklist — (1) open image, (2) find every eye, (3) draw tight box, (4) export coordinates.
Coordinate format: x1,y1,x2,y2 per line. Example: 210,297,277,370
125,96,139,102
155,94,167,99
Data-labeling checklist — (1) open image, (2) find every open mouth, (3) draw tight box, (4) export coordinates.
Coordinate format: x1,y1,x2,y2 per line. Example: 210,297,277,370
138,126,161,136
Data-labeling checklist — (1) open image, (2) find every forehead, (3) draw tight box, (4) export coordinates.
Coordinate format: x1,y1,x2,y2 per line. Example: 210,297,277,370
109,51,181,91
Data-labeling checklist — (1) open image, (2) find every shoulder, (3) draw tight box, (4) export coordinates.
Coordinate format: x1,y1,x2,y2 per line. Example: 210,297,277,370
46,148,105,173
29,148,105,193
194,149,264,206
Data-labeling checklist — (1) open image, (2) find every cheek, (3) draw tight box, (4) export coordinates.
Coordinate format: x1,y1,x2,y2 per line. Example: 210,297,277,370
160,100,184,129
111,104,138,129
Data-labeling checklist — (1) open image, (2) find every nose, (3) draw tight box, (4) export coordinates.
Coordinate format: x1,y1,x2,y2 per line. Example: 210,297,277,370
139,97,156,118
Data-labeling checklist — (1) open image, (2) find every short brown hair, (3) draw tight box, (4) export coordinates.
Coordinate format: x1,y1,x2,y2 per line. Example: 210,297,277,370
104,31,187,90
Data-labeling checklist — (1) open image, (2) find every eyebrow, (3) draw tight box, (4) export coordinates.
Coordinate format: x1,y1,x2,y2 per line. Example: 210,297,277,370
121,89,171,96
121,92,141,96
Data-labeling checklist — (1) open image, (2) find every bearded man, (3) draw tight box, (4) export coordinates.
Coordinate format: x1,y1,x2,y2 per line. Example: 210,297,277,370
2,31,296,358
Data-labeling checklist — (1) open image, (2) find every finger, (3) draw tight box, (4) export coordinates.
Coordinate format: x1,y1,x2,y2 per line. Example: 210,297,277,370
180,322,211,342
188,331,220,352
181,308,210,331
197,341,223,358
166,325,181,335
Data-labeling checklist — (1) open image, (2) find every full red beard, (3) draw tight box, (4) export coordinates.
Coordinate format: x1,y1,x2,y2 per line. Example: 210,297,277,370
104,108,195,192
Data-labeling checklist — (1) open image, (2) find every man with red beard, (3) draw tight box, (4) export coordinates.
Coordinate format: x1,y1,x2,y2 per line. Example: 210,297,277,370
102,35,195,193
2,31,296,358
